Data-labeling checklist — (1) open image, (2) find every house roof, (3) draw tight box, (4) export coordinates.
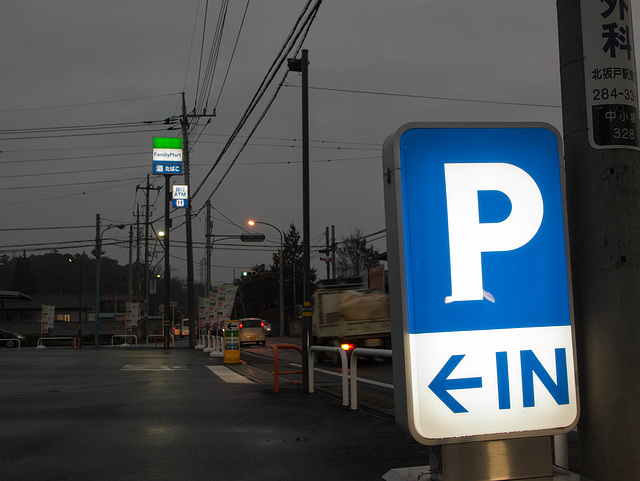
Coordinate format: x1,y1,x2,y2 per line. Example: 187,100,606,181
0,290,33,302
3,294,94,310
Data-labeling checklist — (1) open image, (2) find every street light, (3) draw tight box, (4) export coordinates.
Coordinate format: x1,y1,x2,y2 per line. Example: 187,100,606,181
248,220,284,336
68,256,82,346
94,223,125,347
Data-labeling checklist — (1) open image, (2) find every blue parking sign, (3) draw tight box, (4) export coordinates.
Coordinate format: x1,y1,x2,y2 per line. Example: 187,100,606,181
383,123,578,444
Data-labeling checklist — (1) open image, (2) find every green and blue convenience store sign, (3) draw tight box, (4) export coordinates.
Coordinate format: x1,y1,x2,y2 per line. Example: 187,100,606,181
153,137,183,174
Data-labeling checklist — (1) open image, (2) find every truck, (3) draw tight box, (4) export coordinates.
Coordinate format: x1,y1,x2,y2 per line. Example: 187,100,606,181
312,282,391,360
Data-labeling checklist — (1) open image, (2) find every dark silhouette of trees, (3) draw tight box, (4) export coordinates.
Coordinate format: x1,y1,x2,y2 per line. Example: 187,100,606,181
336,228,380,278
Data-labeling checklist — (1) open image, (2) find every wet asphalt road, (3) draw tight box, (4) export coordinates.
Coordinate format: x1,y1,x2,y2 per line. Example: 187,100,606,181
0,344,427,481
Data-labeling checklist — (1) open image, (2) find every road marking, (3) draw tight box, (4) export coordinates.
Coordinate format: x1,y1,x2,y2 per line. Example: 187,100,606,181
121,365,187,371
207,365,253,383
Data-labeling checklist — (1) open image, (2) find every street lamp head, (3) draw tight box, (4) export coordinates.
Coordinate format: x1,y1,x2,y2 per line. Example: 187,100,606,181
158,230,165,237
116,224,126,230
248,220,255,226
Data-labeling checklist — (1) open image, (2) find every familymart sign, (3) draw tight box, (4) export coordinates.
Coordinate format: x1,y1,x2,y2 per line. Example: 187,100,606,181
153,137,183,174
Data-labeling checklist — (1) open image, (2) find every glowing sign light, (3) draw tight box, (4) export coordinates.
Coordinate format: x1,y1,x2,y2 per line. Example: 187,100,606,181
153,137,183,175
382,123,578,445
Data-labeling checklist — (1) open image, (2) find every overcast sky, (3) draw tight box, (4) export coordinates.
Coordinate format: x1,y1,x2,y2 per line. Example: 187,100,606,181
2,0,639,287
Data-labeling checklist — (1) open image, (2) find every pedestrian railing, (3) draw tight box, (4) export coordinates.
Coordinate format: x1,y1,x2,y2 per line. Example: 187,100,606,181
146,334,173,348
111,335,137,347
272,344,303,393
349,348,393,410
0,337,22,349
308,345,349,406
36,337,80,349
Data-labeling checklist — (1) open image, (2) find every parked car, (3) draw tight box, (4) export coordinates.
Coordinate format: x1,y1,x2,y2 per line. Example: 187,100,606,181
239,318,266,345
0,329,27,348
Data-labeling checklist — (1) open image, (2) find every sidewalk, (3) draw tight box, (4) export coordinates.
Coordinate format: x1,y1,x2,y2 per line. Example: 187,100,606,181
201,338,429,480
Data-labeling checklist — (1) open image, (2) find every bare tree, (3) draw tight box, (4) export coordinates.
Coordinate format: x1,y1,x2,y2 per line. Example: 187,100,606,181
336,228,380,278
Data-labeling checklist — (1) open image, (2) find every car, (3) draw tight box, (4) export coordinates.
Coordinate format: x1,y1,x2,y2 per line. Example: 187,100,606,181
238,318,266,346
0,329,27,348
263,321,272,337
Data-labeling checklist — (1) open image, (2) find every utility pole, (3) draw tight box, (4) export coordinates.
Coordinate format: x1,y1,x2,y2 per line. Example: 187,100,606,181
331,225,336,280
324,227,330,279
180,93,214,348
206,200,212,296
136,175,161,339
558,1,640,478
136,205,141,304
288,49,311,390
181,93,197,349
94,214,100,344
163,174,171,348
128,225,133,302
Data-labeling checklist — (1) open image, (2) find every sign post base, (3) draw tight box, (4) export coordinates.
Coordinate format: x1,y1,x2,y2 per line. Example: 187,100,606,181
431,437,552,481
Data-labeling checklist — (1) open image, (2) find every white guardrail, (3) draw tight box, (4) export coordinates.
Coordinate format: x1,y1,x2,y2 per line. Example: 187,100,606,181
111,335,137,347
36,337,80,349
349,348,393,410
0,337,22,349
308,346,349,406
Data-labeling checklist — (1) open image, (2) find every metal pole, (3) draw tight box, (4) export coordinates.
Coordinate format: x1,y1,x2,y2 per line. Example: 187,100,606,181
77,259,82,346
331,225,336,280
206,201,212,297
94,239,102,348
144,175,151,338
248,220,284,336
128,226,133,302
279,235,284,337
164,174,171,348
301,49,311,391
181,92,198,349
94,214,101,348
558,1,640,478
325,226,330,280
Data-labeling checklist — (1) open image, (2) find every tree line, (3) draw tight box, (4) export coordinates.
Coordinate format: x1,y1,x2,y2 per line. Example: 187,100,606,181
0,224,382,320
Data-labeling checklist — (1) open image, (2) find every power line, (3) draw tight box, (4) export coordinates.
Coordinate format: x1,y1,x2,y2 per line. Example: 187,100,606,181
0,178,141,208
0,126,173,142
0,151,148,165
3,177,143,191
0,118,174,135
0,225,94,232
1,163,147,179
213,0,251,111
0,92,181,114
192,0,323,205
283,84,562,109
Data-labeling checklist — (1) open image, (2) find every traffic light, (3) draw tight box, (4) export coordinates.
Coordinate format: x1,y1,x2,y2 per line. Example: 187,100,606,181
242,270,257,277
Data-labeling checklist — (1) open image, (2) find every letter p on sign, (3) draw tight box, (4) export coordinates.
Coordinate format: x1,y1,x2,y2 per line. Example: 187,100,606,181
444,163,544,303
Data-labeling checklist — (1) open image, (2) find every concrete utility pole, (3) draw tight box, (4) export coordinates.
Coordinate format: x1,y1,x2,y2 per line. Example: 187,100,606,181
557,1,640,478
180,93,198,349
206,200,212,297
163,174,171,348
180,93,214,348
136,176,161,339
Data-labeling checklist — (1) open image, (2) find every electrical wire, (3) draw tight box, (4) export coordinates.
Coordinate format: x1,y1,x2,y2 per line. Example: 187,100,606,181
283,84,562,109
0,126,172,142
0,93,181,114
212,0,250,112
191,0,322,205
